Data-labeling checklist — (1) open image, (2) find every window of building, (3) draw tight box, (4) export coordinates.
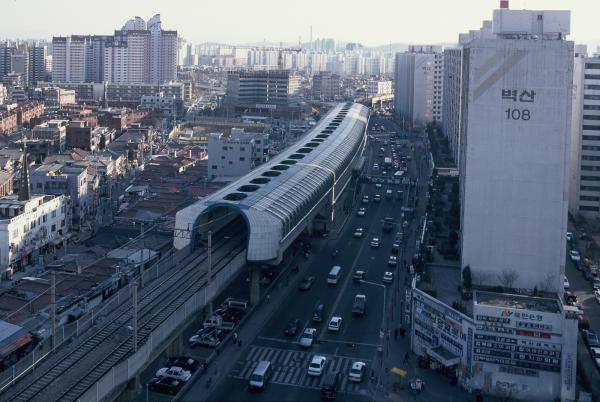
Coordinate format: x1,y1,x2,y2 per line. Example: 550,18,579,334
51,224,56,232
585,63,600,69
581,176,600,181
221,156,225,159
584,105,600,110
52,210,56,218
582,155,600,161
580,195,600,201
584,115,600,121
581,166,600,171
211,165,217,169
61,220,65,226
584,95,600,101
581,185,600,191
240,157,245,161
580,205,600,211
36,183,42,188
585,85,600,90
585,74,600,80
228,161,232,164
583,125,600,131
582,135,600,141
240,147,245,151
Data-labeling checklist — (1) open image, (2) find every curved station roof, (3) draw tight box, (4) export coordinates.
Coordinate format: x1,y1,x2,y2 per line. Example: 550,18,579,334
174,102,370,262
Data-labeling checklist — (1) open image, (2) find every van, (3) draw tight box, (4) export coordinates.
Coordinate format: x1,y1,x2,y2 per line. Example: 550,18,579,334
249,360,271,391
321,372,340,400
312,303,325,322
327,266,342,285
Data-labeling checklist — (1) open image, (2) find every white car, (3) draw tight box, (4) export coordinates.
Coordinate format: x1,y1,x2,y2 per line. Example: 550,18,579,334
375,183,382,189
370,238,381,248
569,250,581,262
388,256,397,266
299,328,316,348
328,316,343,332
357,208,366,217
307,355,326,376
155,366,191,382
566,231,573,242
563,277,570,290
348,361,366,382
383,271,394,284
353,227,365,238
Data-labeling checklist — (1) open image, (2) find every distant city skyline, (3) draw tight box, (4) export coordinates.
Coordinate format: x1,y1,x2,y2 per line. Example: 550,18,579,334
2,0,599,50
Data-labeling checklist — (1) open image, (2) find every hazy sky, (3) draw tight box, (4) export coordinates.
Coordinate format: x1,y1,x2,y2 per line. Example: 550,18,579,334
2,0,599,48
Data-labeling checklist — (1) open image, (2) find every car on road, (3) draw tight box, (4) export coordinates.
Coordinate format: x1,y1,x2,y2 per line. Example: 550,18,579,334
327,316,343,332
321,372,340,400
353,227,365,238
593,277,600,290
563,277,570,290
362,196,369,204
370,237,381,248
388,256,398,266
566,231,573,242
148,377,183,395
348,361,366,382
357,207,366,217
383,271,394,284
298,276,315,291
375,183,382,188
155,366,192,382
284,319,301,336
308,355,327,376
579,315,590,330
374,194,381,202
570,250,581,262
353,270,366,283
312,303,325,322
583,330,600,348
165,356,198,371
299,328,317,348
391,242,400,254
590,347,600,369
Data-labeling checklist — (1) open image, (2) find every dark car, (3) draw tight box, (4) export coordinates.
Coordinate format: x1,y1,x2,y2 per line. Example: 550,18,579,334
353,270,366,283
578,315,590,330
166,356,198,371
583,330,600,348
321,372,340,400
312,303,325,323
148,377,183,395
284,319,301,336
298,276,315,291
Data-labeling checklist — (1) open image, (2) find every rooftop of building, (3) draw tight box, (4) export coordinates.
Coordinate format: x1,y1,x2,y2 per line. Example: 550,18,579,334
416,263,474,317
474,290,561,314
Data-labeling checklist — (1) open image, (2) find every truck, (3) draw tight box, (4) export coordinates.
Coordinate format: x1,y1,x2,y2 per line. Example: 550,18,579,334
202,315,236,332
352,294,367,316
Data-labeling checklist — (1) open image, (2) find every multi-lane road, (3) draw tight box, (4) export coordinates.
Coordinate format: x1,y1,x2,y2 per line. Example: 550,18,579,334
192,116,431,401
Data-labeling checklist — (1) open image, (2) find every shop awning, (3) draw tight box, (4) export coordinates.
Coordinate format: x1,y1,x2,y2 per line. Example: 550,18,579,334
427,346,461,367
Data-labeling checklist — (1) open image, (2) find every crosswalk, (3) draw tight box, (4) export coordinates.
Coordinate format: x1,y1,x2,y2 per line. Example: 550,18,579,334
230,345,371,394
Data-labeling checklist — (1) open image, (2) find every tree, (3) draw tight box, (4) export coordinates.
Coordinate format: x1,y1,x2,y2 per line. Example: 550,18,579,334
497,269,519,289
462,265,472,289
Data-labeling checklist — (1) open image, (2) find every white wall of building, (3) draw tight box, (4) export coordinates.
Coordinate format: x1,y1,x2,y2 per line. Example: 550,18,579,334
460,38,573,293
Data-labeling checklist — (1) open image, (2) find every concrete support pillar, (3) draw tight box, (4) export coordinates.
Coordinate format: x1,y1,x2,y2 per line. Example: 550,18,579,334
127,374,140,390
249,267,261,306
166,334,184,357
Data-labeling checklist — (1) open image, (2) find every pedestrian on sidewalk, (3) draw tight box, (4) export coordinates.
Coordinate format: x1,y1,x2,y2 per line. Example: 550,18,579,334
266,294,270,303
233,332,238,343
237,338,242,347
404,352,410,362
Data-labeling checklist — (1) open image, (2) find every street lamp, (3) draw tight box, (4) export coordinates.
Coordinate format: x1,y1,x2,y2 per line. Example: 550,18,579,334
295,162,336,222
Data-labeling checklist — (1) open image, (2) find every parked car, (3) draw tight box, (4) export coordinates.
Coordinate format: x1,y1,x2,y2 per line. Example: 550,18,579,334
298,276,315,291
148,377,183,395
590,347,600,369
388,256,398,266
165,356,198,371
307,355,327,376
284,319,301,336
370,238,381,248
348,361,366,382
155,366,192,382
570,250,581,262
583,330,600,348
327,316,343,332
383,271,394,284
579,315,590,330
593,278,600,290
299,328,316,348
563,277,570,290
566,232,573,242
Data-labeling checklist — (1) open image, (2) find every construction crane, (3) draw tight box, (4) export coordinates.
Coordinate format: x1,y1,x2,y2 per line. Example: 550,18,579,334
277,42,302,69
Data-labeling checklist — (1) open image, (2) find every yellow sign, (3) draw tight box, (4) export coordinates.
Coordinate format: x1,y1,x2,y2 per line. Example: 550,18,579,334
390,367,407,377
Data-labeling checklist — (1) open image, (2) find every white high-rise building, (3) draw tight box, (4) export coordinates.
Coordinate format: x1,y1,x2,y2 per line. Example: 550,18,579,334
394,45,443,128
52,36,87,83
460,10,573,294
569,46,600,217
410,7,578,402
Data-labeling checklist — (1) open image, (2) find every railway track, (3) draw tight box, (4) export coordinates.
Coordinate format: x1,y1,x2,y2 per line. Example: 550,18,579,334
3,220,246,402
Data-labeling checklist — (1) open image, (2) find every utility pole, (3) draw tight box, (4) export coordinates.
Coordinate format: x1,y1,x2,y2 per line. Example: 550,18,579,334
132,280,138,352
140,222,145,288
51,271,56,351
207,230,212,283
